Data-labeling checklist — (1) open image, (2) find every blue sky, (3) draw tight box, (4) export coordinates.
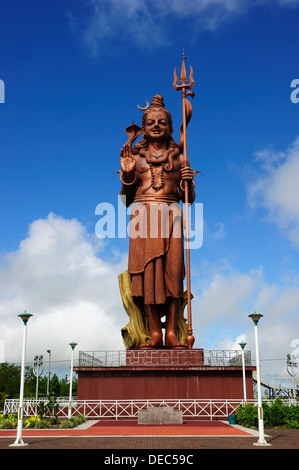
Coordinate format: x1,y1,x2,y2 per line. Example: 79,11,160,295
0,0,299,380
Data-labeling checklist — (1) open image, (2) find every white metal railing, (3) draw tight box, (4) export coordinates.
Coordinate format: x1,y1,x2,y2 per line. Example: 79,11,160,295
3,397,77,417
4,398,259,420
78,349,252,368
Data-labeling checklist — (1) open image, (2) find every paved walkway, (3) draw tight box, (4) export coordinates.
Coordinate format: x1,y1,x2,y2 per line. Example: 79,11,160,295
0,420,298,450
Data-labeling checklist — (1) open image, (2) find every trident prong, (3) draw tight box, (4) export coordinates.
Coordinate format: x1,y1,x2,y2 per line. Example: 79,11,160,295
173,55,195,91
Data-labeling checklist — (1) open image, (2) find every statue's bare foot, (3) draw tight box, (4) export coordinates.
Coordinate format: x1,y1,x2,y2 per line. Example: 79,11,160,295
140,332,163,349
165,331,187,349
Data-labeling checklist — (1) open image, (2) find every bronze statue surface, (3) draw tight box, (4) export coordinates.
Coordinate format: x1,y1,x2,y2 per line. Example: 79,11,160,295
119,89,197,349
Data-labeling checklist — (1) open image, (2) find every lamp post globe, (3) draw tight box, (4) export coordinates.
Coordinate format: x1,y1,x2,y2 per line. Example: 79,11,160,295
18,311,33,325
248,312,263,325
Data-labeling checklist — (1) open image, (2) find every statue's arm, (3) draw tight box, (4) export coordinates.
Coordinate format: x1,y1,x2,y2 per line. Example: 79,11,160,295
120,182,137,207
179,155,197,204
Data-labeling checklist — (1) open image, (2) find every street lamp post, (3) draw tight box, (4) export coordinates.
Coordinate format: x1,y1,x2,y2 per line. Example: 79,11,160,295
46,350,51,396
286,354,298,403
248,312,271,446
239,341,247,403
10,311,32,447
33,354,44,414
68,342,77,419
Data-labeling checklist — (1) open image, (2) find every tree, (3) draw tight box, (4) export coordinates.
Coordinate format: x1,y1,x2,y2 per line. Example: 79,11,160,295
49,373,60,397
24,366,48,398
59,375,78,397
0,364,78,409
59,375,69,397
0,363,21,401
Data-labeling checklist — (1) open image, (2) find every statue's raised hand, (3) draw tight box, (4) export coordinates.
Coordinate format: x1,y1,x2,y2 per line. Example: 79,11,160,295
120,143,136,178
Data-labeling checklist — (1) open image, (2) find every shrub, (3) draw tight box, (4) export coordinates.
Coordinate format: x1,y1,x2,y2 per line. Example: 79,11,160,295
24,415,52,429
284,404,299,429
286,403,299,422
0,413,17,429
265,399,287,427
236,403,258,428
25,415,41,428
59,419,75,428
34,418,51,429
49,415,59,426
0,420,14,429
59,414,86,428
36,396,59,419
70,414,86,426
0,411,87,429
284,418,299,429
236,399,299,429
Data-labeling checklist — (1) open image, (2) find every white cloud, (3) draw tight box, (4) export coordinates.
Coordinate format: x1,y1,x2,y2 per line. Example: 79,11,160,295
71,0,168,58
213,222,226,240
247,136,299,248
192,259,299,376
0,213,127,375
197,267,260,322
68,0,299,56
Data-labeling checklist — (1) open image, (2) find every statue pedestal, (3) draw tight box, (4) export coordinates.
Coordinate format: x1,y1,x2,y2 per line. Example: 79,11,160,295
75,349,255,402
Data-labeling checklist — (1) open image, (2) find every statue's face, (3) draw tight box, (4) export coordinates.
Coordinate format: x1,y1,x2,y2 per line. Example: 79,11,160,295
142,110,171,143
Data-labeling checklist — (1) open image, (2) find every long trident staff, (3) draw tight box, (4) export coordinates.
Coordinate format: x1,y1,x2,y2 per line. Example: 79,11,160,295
173,54,195,349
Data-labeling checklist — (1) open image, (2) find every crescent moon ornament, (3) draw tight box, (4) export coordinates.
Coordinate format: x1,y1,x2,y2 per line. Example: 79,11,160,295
137,100,149,111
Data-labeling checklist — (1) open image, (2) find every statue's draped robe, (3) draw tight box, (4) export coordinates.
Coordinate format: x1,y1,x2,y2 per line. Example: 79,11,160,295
128,199,185,307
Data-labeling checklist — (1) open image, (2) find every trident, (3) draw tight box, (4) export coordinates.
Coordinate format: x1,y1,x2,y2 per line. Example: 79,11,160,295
173,54,195,349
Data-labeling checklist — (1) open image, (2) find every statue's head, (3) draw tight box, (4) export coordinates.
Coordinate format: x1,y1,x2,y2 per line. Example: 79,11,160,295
141,95,173,136
134,95,177,153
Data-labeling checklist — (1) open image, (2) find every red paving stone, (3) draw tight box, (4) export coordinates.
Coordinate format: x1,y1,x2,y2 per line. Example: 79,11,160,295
1,421,299,450
0,420,251,437
89,419,251,435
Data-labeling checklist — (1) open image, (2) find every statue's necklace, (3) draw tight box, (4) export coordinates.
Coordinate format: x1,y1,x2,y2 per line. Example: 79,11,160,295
149,162,165,191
